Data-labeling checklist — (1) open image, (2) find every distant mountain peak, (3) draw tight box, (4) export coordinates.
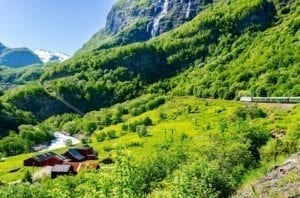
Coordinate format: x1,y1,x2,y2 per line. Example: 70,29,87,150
34,49,70,63
0,42,42,68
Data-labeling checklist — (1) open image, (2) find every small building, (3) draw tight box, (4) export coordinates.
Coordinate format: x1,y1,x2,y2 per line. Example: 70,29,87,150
51,164,74,179
64,146,98,162
24,152,67,167
64,162,82,173
64,149,86,162
76,146,98,160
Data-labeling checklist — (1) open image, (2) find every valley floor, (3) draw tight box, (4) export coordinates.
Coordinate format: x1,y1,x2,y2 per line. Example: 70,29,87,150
0,97,299,197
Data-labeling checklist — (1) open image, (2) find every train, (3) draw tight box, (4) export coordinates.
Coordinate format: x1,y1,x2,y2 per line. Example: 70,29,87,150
240,97,300,103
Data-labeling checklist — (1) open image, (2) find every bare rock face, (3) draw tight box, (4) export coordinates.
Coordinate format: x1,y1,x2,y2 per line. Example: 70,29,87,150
77,0,214,54
233,152,300,198
106,0,213,38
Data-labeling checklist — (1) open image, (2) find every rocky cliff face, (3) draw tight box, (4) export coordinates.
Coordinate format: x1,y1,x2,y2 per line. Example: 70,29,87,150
77,0,213,54
107,0,213,37
234,152,300,197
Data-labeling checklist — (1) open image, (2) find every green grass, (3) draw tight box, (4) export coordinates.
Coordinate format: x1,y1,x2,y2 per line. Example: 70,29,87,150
0,146,76,183
1,96,298,186
89,97,239,157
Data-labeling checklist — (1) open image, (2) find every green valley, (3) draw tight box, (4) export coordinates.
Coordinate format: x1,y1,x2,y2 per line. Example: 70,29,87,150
0,0,299,197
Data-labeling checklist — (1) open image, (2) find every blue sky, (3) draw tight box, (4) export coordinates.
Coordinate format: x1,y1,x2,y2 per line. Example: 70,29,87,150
0,0,116,55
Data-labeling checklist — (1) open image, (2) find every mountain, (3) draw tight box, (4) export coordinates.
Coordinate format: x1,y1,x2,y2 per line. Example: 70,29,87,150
34,49,70,63
0,0,299,196
0,42,6,54
76,0,214,54
3,0,298,120
0,42,42,68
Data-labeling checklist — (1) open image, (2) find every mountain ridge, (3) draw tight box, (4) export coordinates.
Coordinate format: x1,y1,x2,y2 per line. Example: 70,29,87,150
3,0,298,121
0,43,42,68
34,49,70,63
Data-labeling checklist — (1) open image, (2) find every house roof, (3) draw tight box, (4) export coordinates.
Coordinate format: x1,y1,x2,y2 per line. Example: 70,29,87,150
77,146,92,151
33,152,55,162
64,162,82,172
68,149,85,161
33,152,66,162
52,164,72,173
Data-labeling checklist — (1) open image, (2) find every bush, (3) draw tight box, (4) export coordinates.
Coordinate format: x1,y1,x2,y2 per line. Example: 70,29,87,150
106,130,117,139
143,116,152,126
83,121,97,134
137,125,148,138
103,145,114,152
129,122,138,132
180,133,190,141
121,123,129,131
23,170,33,183
96,132,107,142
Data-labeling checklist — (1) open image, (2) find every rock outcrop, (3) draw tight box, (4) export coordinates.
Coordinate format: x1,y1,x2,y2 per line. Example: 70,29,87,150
234,152,300,197
77,0,214,54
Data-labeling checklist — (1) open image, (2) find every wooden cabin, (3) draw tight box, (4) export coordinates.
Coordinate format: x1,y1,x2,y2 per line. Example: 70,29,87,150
51,164,74,179
77,146,98,160
64,149,86,162
24,152,66,167
64,146,98,162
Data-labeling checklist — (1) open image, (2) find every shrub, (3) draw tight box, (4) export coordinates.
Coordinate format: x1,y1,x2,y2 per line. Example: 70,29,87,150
96,132,107,142
121,123,129,131
103,145,114,152
23,170,33,183
83,121,97,134
137,125,148,138
180,133,190,141
125,141,143,148
143,116,152,126
106,130,117,139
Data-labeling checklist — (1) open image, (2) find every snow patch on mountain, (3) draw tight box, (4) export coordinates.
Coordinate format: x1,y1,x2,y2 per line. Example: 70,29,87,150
34,49,70,63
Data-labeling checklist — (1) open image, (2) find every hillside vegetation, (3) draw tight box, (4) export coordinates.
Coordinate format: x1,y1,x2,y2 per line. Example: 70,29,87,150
0,0,299,196
1,0,298,123
0,97,299,197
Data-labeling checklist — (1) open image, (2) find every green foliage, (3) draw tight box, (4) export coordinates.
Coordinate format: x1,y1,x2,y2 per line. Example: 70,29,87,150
0,0,299,196
0,97,299,197
96,132,107,142
231,105,266,121
106,130,117,140
0,101,36,136
22,170,33,183
137,125,148,138
3,0,291,122
0,124,53,156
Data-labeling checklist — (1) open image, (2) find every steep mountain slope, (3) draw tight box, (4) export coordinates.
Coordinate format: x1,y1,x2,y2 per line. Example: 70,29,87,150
76,0,214,54
1,0,299,123
0,43,42,68
0,100,35,137
34,49,70,63
0,1,299,196
170,1,300,98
